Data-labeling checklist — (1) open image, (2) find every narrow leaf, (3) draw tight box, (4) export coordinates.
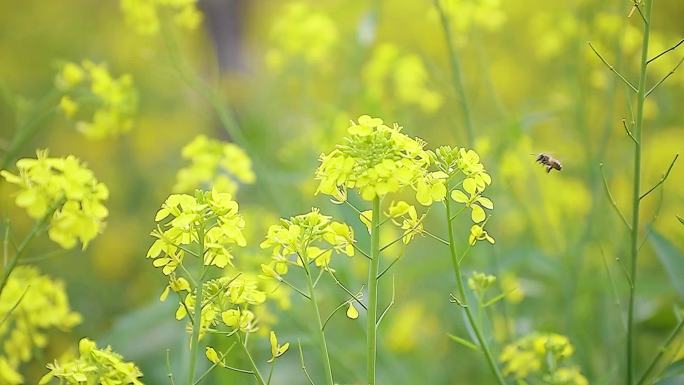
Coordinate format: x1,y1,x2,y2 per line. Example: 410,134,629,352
648,229,684,298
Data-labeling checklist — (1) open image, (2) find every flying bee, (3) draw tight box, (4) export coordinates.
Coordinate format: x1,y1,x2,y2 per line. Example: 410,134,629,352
533,153,562,173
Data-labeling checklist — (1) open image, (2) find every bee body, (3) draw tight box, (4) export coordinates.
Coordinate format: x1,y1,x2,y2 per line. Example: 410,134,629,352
534,153,562,173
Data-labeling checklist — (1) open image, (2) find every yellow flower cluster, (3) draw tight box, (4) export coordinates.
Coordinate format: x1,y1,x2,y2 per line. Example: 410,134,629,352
500,332,588,385
56,61,138,139
1,150,109,249
431,145,493,226
316,115,446,205
363,43,443,113
40,338,143,385
0,266,81,385
148,189,247,274
174,135,256,195
120,0,202,35
177,275,266,334
260,208,355,276
265,2,338,71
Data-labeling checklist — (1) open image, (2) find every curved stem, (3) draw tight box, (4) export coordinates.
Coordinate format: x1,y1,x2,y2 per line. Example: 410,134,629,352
445,198,506,385
302,263,334,385
366,197,381,385
627,2,653,384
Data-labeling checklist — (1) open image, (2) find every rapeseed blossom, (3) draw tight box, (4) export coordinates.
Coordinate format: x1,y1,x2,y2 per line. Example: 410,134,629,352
260,208,354,275
176,275,266,334
1,150,109,249
315,115,446,205
500,332,587,385
40,338,143,385
0,267,81,385
55,60,138,139
147,189,246,274
174,135,255,195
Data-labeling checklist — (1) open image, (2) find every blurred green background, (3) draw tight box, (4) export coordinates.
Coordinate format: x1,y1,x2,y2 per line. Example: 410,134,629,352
1,0,683,384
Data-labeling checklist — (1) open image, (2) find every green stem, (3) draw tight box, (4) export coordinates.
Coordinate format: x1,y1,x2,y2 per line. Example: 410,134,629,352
367,197,381,385
236,333,267,385
302,262,334,385
636,317,684,385
187,227,206,385
445,198,506,385
0,212,52,297
433,0,474,147
628,3,652,384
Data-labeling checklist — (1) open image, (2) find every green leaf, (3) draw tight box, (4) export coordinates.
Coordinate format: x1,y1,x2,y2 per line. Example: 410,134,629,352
654,359,684,385
447,333,480,351
648,229,684,298
677,215,684,226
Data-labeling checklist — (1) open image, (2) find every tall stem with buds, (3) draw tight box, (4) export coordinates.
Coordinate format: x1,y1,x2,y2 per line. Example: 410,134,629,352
627,2,652,383
444,197,506,385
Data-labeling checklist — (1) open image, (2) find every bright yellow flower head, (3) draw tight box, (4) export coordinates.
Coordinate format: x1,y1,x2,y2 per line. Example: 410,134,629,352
174,135,255,195
147,189,246,274
0,266,81,381
500,332,586,384
1,150,109,249
39,338,143,384
260,208,355,275
56,60,138,140
120,0,202,36
316,115,444,205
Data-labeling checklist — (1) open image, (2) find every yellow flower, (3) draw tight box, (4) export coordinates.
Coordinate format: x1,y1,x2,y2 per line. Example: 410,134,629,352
55,60,138,139
39,338,143,384
261,209,355,275
316,115,439,205
174,135,255,195
58,95,78,118
0,266,81,379
147,189,246,275
500,332,585,382
267,331,290,363
1,150,109,249
468,224,495,245
205,347,221,364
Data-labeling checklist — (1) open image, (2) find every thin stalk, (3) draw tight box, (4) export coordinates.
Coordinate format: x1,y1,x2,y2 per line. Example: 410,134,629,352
627,2,652,384
0,212,52,296
433,0,474,146
187,227,206,385
302,261,334,385
366,197,381,385
445,198,506,385
236,333,267,385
